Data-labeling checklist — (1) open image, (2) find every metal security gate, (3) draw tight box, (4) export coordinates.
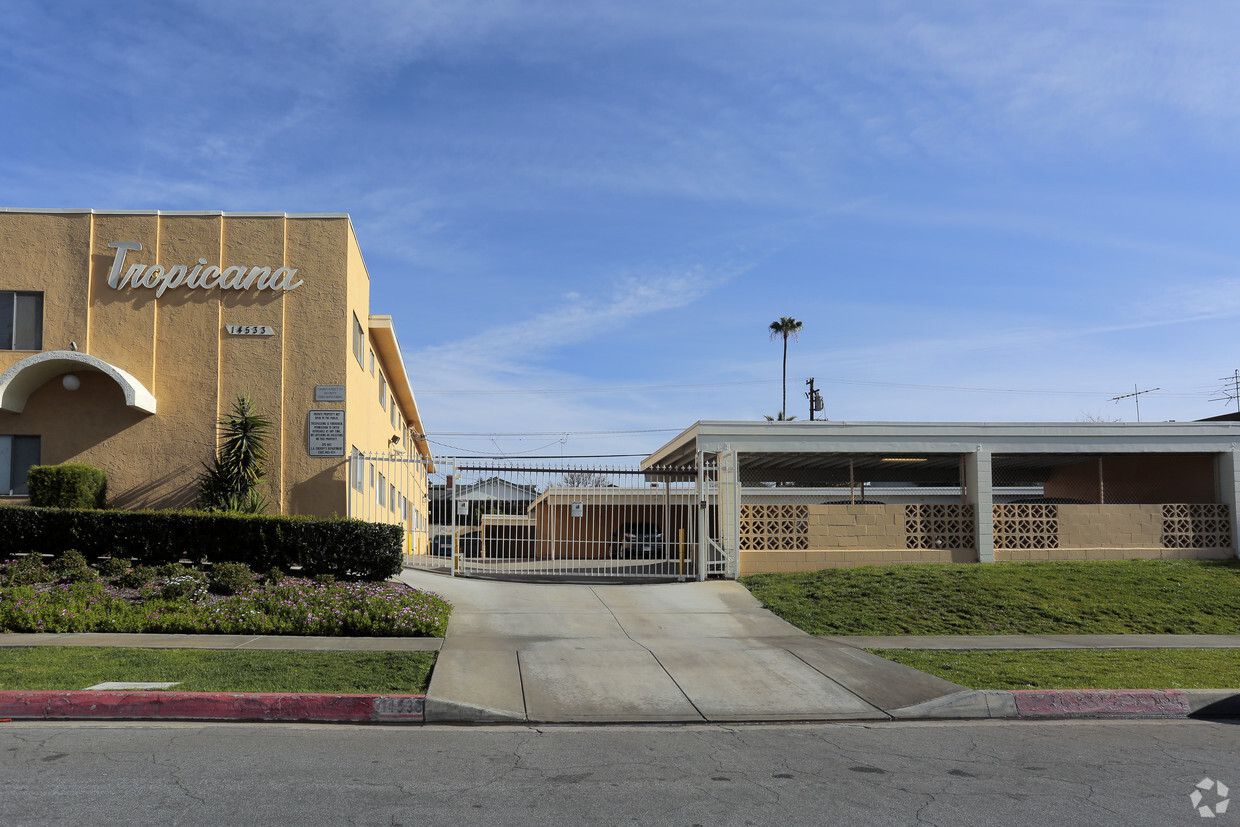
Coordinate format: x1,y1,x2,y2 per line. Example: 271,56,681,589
348,454,737,580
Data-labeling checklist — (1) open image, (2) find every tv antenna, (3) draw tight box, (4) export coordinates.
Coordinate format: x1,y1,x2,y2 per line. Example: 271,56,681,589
1210,370,1240,414
1109,384,1159,422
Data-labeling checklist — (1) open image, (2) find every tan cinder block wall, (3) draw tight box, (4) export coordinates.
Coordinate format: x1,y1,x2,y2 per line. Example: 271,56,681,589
993,504,1232,562
995,547,1234,562
0,211,424,524
1058,504,1163,549
807,504,904,550
738,504,976,575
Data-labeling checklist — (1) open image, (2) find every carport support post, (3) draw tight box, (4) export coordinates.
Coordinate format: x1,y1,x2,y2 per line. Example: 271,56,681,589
965,449,995,563
1218,448,1240,560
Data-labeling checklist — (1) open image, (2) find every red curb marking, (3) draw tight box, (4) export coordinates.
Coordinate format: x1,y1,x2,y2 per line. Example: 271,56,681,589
1012,689,1190,718
0,691,425,723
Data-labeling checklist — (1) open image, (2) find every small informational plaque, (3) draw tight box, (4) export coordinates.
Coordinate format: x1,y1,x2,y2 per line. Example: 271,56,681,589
456,499,469,516
315,385,346,402
225,324,275,336
571,502,583,518
307,410,345,457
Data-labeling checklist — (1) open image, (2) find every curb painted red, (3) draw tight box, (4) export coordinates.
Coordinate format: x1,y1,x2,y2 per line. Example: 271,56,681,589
1012,689,1191,718
0,691,425,724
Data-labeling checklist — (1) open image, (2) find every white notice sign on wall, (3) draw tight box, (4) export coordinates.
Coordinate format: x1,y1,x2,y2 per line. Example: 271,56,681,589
307,410,345,457
315,385,346,402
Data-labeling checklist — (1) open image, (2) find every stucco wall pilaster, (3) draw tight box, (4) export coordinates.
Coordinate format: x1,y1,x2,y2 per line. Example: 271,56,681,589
965,449,994,562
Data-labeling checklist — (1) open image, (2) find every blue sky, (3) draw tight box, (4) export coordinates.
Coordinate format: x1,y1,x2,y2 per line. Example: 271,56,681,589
4,1,1240,457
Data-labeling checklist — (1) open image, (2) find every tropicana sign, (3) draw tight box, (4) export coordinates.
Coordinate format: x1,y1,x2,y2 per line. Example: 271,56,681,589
106,241,304,298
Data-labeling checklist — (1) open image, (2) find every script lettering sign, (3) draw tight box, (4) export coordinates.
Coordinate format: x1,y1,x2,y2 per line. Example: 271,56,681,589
107,241,304,297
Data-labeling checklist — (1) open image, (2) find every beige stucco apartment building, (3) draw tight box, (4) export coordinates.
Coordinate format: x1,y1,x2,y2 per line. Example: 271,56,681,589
0,208,429,532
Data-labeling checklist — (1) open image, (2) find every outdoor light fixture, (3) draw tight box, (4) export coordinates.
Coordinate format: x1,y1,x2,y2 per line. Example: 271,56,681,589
62,374,80,391
389,434,401,445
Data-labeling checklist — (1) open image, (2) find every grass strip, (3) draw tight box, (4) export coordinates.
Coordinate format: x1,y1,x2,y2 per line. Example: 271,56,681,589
0,647,435,693
871,648,1240,690
741,559,1240,635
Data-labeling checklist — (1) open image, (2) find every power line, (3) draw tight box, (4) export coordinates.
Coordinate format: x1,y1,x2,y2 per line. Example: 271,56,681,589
417,376,1206,399
418,379,777,395
426,428,681,437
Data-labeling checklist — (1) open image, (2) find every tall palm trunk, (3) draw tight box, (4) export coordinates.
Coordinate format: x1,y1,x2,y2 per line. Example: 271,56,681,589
781,335,788,419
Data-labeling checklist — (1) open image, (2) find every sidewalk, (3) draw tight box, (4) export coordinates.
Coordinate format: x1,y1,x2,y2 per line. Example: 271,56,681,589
0,572,1237,724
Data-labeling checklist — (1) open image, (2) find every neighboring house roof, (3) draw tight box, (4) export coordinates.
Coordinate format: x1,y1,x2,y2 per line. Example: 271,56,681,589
429,476,539,501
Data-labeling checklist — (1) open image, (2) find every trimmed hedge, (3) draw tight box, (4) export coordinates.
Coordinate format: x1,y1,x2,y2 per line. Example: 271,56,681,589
0,507,403,581
27,464,108,509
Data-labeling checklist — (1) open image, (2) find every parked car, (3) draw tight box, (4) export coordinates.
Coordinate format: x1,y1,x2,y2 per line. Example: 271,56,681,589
429,531,481,557
613,522,664,559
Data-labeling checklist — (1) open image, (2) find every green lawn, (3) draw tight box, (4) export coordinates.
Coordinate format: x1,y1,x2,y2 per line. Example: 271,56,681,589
0,647,436,693
741,559,1240,636
872,648,1240,690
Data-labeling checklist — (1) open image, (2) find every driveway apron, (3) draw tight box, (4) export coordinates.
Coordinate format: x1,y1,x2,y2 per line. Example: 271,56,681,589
400,570,965,724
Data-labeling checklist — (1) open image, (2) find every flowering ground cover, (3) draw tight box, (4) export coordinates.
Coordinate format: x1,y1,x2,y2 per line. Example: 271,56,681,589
0,556,451,638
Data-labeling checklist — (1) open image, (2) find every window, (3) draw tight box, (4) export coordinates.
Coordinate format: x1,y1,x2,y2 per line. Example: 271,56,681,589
369,350,375,375
369,463,375,497
0,292,43,351
352,314,364,367
351,447,363,491
378,472,386,508
379,372,387,409
390,483,396,513
390,397,398,430
0,435,39,495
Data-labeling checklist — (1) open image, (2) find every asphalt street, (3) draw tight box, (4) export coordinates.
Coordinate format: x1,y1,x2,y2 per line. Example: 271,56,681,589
2,719,1237,826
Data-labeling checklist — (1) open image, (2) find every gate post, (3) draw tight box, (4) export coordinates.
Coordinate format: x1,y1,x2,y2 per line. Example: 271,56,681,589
717,447,740,579
696,451,707,582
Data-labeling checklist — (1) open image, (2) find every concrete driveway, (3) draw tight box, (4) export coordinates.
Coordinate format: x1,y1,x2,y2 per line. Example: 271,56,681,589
399,570,970,724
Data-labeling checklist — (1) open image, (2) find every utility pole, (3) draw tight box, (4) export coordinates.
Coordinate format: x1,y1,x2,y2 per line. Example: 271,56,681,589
1210,370,1240,414
1109,384,1159,422
805,378,824,421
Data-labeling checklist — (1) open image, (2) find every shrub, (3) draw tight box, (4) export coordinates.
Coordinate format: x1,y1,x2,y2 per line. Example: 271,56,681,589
118,565,156,590
100,557,130,578
148,570,209,602
263,567,284,586
0,507,403,581
210,562,256,595
27,464,107,509
157,563,198,579
0,555,53,586
50,549,91,577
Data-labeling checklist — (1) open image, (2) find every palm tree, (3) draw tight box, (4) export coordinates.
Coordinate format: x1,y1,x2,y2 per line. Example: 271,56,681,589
768,316,803,420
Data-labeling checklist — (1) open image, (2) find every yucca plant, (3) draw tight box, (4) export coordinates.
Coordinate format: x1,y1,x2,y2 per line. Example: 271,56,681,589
197,394,272,514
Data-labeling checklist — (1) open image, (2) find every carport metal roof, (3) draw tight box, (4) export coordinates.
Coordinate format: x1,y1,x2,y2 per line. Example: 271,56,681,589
642,420,1240,472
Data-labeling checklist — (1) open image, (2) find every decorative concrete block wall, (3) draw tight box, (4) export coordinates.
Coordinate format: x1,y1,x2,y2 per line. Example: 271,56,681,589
737,503,976,575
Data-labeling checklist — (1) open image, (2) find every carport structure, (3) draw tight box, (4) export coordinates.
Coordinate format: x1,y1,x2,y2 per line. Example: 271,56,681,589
643,421,1240,576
